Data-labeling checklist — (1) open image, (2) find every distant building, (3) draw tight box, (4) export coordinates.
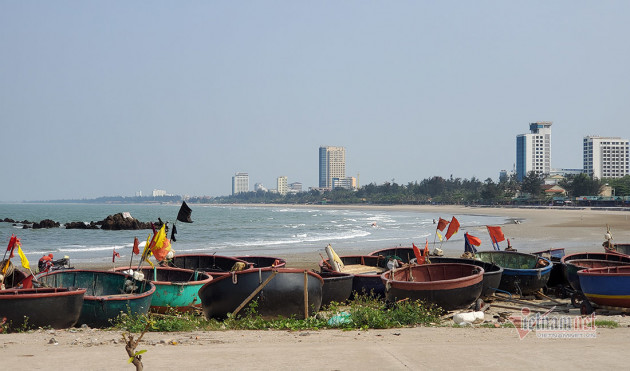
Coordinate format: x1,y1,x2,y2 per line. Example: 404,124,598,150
288,182,303,193
332,177,357,190
232,172,249,195
254,183,267,192
277,176,288,195
499,170,508,183
549,168,583,177
516,122,552,181
319,146,346,189
152,189,166,197
583,136,630,179
135,191,143,197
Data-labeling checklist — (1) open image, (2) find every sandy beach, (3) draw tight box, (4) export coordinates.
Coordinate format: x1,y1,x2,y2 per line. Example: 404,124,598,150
3,205,630,370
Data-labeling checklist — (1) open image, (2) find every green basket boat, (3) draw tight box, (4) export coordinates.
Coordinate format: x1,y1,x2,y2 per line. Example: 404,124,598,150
37,269,155,328
114,266,212,313
474,251,552,295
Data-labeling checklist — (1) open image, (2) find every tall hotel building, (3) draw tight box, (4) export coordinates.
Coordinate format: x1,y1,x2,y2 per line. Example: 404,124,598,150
277,176,288,195
232,172,249,195
319,146,346,189
516,122,552,181
583,136,630,179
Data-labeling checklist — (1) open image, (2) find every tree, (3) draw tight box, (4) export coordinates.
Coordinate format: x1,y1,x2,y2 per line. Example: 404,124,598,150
560,173,603,197
521,171,543,196
480,178,500,203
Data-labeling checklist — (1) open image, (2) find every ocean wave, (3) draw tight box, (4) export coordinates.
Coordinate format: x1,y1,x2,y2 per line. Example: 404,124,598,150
220,229,372,248
60,244,127,253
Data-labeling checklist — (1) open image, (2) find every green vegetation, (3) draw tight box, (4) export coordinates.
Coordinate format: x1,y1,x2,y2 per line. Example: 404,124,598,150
113,295,442,333
0,316,35,333
594,319,619,328
28,173,630,206
199,173,630,206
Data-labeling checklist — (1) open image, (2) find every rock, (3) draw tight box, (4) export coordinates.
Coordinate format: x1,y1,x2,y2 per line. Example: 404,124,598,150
99,213,153,230
32,219,60,229
65,221,100,230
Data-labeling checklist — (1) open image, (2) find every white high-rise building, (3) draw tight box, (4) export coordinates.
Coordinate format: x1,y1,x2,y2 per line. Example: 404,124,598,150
319,146,346,189
516,122,552,181
583,136,630,179
277,176,288,195
232,172,249,195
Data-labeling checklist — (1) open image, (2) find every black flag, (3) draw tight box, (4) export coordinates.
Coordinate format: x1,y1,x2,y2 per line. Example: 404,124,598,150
176,201,193,223
171,224,177,242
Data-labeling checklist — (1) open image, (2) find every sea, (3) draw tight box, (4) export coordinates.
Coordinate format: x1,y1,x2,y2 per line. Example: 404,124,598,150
0,203,508,265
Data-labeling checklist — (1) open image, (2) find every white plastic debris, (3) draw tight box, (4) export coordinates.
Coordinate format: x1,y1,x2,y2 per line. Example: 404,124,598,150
453,311,485,325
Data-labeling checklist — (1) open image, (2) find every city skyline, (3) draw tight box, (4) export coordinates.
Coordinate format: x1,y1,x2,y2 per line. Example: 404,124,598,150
2,2,630,201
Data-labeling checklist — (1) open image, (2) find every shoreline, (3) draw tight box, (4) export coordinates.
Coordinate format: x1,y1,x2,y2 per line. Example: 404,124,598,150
3,204,630,369
76,204,630,272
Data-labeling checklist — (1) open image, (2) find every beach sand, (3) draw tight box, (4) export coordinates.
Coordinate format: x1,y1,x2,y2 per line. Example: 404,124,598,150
3,205,630,370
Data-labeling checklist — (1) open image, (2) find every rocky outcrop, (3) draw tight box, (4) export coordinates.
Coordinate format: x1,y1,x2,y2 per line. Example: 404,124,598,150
99,213,153,230
65,221,100,230
31,219,61,229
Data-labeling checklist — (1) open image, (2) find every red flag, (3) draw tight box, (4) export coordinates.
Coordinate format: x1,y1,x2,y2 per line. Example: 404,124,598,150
112,248,121,263
445,217,460,240
132,237,140,255
423,239,429,257
6,234,17,251
21,274,34,289
6,234,17,258
436,218,449,231
412,243,424,264
486,226,505,243
466,233,482,246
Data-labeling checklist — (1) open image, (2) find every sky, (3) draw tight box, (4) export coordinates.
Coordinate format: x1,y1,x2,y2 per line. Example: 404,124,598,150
1,1,629,201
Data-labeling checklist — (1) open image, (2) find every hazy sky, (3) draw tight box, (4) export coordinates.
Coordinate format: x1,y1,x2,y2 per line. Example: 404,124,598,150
2,1,629,201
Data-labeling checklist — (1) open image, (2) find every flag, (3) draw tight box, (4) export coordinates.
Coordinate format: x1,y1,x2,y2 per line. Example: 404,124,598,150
466,233,482,246
445,217,460,240
113,248,121,263
436,230,443,242
152,238,172,261
17,244,30,270
150,224,170,261
177,201,193,223
423,239,429,257
6,234,17,258
6,234,17,251
132,237,140,255
464,233,479,254
142,234,152,260
436,218,449,231
486,226,505,243
21,274,34,289
412,243,424,264
170,224,177,242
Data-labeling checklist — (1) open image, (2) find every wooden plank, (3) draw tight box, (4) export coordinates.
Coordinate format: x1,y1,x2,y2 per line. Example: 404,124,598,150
232,271,278,316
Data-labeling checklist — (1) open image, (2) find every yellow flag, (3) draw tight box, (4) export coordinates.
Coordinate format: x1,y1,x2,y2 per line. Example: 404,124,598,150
142,234,152,260
18,245,30,270
153,224,166,250
436,230,443,242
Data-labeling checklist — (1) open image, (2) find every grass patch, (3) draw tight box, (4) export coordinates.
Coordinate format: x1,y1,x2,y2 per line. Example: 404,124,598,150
113,294,442,333
594,319,619,328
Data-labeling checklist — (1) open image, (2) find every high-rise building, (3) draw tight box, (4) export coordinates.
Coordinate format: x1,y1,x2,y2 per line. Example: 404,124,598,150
583,136,630,179
277,176,288,195
319,146,346,189
516,122,552,181
232,172,249,195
